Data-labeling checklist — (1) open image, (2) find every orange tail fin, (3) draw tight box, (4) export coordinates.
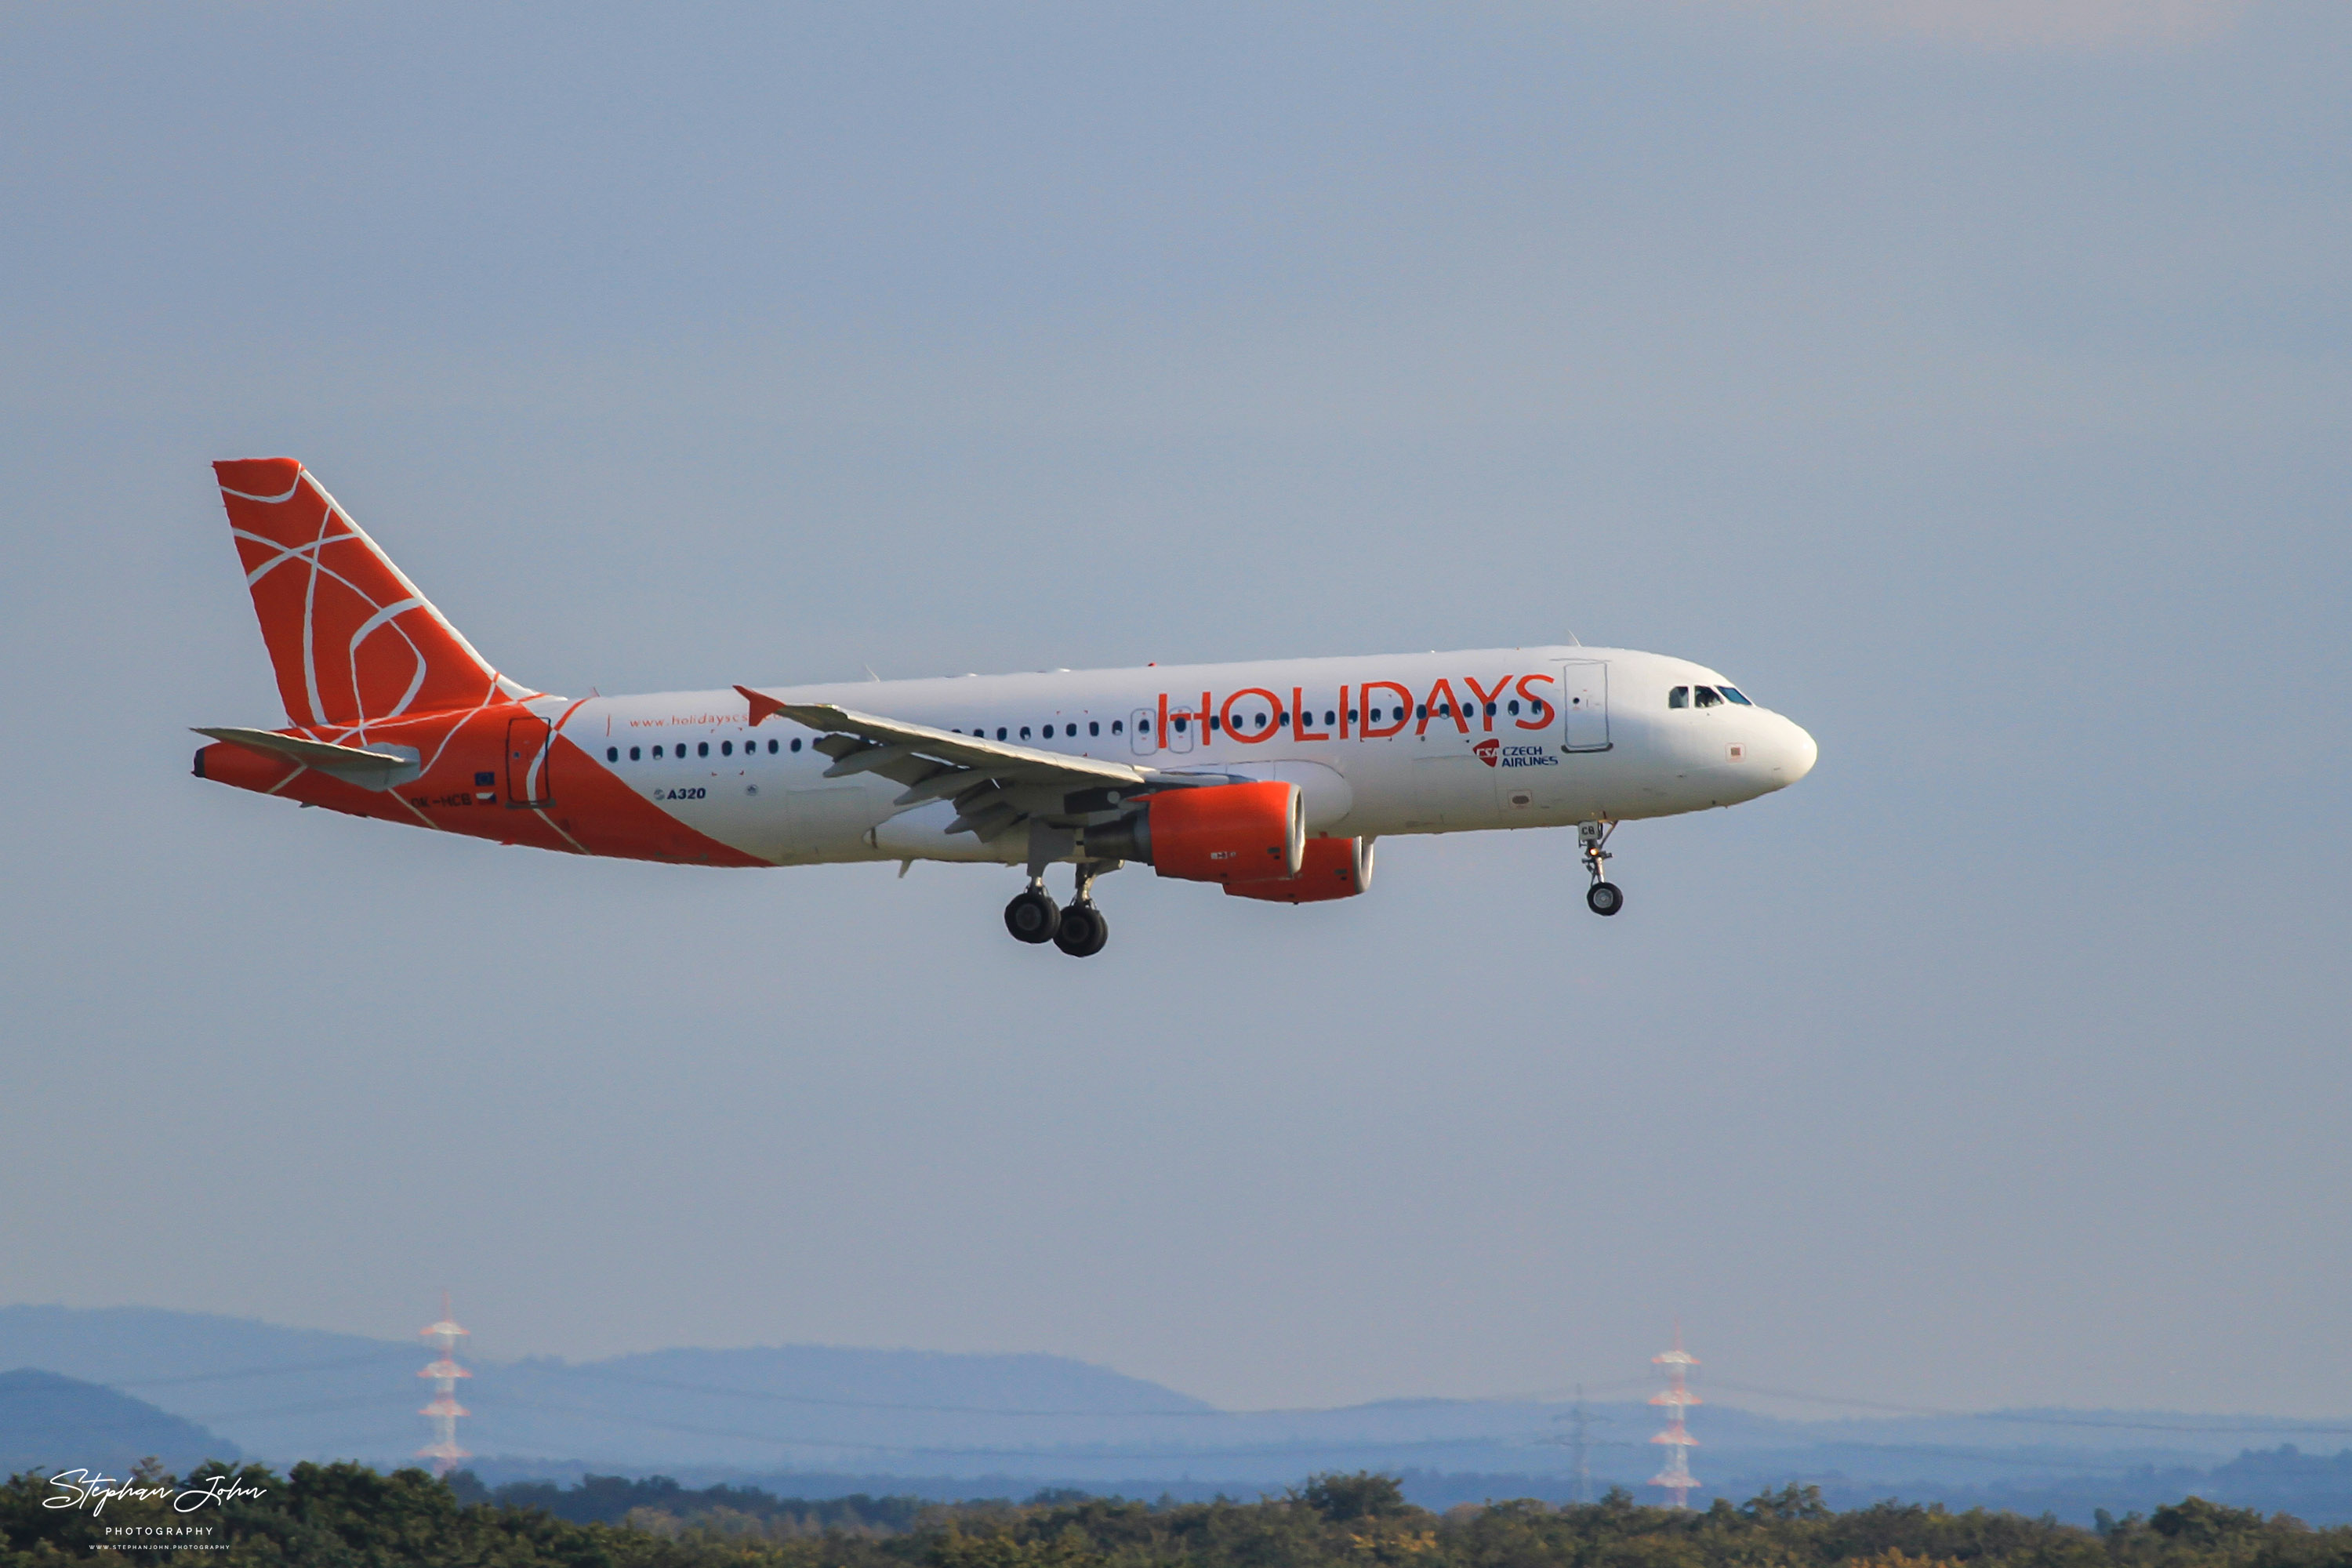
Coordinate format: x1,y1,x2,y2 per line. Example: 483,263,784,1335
213,459,528,729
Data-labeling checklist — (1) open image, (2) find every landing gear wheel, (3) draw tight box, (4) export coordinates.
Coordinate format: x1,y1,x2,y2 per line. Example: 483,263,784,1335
1054,903,1110,957
1576,821,1622,917
1004,889,1062,944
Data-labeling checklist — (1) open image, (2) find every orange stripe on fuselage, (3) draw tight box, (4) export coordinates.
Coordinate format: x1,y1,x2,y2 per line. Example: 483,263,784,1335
537,733,765,866
195,703,763,867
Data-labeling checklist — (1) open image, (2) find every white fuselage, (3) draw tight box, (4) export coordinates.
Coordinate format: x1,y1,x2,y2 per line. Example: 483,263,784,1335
548,645,1817,867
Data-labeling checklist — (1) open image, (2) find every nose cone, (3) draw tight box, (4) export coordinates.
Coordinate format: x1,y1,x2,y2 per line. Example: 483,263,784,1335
1774,717,1817,788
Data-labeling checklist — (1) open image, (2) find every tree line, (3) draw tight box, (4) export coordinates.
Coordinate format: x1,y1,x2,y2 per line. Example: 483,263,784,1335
7,1461,2350,1568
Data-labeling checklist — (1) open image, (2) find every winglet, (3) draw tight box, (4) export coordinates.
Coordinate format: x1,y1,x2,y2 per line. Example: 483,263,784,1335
736,685,789,726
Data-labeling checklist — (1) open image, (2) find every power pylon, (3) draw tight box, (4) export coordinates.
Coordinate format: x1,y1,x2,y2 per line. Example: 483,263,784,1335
416,1294,472,1476
1548,1385,1633,1504
1647,1326,1700,1508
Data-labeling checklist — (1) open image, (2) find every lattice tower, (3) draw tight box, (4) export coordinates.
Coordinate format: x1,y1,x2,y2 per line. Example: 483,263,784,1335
1647,1325,1700,1508
416,1294,472,1476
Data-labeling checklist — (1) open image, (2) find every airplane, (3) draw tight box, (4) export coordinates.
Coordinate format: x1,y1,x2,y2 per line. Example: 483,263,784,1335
192,459,1817,955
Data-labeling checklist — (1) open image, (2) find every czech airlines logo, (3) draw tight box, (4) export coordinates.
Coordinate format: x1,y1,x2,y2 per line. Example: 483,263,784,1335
1474,739,1500,768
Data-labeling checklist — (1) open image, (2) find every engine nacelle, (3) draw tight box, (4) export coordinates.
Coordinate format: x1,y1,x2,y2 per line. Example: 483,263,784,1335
1225,835,1375,903
1087,780,1303,884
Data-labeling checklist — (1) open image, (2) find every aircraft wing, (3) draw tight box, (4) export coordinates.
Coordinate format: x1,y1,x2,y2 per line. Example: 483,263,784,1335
735,686,1215,840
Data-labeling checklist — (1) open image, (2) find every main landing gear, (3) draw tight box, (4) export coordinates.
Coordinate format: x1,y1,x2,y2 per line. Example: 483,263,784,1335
1004,886,1061,943
1579,820,1624,917
1053,901,1109,958
1004,865,1112,957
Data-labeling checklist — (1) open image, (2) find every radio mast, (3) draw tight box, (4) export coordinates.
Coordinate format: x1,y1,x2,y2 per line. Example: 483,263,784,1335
416,1294,472,1476
1647,1325,1700,1508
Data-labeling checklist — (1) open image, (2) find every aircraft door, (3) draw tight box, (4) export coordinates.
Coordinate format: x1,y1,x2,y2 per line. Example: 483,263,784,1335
1130,709,1155,757
1557,660,1611,753
506,715,554,807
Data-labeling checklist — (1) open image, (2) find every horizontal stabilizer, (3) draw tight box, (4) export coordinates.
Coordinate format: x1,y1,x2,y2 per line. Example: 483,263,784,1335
192,727,421,790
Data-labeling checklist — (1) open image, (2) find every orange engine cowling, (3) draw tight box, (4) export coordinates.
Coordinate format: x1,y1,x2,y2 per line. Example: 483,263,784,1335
1091,780,1304,884
1225,835,1375,903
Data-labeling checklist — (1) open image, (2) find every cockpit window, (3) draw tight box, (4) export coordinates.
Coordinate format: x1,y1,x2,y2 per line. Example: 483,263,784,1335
1668,686,1690,709
1693,686,1724,708
1719,685,1753,706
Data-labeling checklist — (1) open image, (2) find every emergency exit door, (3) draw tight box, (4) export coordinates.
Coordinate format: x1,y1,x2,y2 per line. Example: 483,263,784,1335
506,715,554,807
1557,660,1611,752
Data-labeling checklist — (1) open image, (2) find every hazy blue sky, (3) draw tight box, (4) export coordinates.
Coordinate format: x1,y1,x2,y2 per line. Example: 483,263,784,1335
2,1,2346,1419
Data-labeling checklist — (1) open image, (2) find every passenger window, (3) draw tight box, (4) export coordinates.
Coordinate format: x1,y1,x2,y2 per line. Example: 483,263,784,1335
1020,726,1031,739
1668,686,1690,709
996,727,1007,740
1174,717,1188,733
606,746,619,762
630,746,641,760
1112,720,1123,735
767,739,778,753
1090,720,1100,736
1693,686,1722,708
1485,702,1497,717
721,741,733,756
1209,715,1221,731
1135,718,1147,733
1719,686,1752,706
1508,700,1520,715
652,745,664,757
1348,710,1359,723
1416,705,1427,720
790,738,802,752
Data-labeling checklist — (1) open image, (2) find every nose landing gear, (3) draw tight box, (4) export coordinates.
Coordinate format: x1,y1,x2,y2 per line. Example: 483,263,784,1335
1579,820,1624,916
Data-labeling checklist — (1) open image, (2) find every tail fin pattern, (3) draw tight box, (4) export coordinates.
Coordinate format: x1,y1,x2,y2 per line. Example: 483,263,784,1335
214,459,526,729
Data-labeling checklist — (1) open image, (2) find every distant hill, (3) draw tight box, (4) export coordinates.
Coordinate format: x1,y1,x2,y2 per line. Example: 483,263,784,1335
0,1305,419,1463
0,1305,1221,1470
0,1305,412,1388
6,1305,2352,1525
0,1368,241,1475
